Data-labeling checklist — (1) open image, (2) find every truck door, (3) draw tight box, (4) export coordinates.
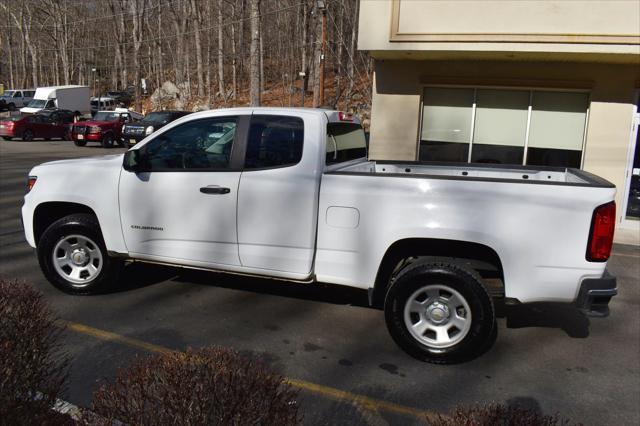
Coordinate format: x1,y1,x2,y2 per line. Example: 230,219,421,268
119,115,248,267
237,113,320,276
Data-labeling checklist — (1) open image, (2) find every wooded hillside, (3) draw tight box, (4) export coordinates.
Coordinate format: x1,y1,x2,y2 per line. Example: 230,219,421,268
0,0,371,120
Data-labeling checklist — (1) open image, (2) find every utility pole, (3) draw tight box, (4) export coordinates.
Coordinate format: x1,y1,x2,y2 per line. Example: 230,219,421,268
317,0,327,106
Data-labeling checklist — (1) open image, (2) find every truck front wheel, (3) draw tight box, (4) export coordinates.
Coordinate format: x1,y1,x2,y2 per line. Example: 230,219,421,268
384,261,496,364
37,214,122,295
101,133,114,148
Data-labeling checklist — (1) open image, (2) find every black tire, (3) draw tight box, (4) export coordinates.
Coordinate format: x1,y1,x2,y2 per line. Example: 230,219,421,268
384,260,495,364
74,139,87,147
37,213,122,295
8,103,15,111
101,133,114,148
22,129,34,141
64,129,71,141
2,137,12,141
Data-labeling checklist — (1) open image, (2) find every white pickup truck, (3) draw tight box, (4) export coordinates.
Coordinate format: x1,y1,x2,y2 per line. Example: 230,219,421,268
21,108,618,363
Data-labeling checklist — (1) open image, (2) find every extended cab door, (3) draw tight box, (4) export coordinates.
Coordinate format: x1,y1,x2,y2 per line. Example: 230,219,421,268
119,114,248,266
236,113,322,276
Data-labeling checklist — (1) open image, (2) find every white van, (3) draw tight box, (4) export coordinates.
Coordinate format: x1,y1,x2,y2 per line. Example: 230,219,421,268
90,97,117,116
21,85,90,115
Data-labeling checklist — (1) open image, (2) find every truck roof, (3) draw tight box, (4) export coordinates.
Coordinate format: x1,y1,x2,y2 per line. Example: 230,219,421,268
36,85,89,90
179,107,361,124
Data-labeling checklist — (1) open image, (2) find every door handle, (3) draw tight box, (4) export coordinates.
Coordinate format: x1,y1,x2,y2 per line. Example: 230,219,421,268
200,185,231,194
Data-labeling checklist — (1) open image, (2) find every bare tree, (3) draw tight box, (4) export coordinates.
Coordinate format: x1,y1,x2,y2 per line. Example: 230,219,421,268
0,0,371,116
249,0,260,106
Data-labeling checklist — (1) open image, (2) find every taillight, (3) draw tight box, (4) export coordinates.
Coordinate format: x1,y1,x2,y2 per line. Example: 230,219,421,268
27,176,37,193
586,201,616,262
338,111,354,121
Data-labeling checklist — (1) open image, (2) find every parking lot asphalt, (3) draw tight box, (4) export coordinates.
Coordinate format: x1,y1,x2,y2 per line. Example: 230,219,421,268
1,139,639,425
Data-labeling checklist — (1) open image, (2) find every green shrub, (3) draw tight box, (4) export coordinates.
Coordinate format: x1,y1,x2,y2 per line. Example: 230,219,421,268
430,403,580,426
92,346,300,425
0,279,70,425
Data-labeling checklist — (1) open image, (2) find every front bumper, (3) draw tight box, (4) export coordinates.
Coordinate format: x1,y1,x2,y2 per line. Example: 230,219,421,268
72,133,102,142
121,133,145,146
576,270,617,317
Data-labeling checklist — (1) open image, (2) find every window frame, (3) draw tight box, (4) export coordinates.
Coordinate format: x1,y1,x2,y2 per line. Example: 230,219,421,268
136,115,250,173
417,84,591,169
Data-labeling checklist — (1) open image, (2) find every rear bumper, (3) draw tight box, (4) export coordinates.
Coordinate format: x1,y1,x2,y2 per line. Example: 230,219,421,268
576,270,617,317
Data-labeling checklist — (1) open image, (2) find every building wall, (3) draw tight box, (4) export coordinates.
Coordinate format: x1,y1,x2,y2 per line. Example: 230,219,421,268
359,0,640,58
368,59,640,235
358,0,640,242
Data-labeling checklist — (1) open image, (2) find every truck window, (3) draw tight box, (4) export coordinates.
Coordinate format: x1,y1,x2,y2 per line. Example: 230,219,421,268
244,115,304,169
326,122,367,165
141,117,238,170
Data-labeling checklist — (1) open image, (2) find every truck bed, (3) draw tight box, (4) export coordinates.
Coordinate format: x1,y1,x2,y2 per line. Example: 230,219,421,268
316,157,616,304
330,160,614,188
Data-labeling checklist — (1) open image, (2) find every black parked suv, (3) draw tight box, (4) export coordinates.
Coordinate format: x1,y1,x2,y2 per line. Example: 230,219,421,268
121,110,191,147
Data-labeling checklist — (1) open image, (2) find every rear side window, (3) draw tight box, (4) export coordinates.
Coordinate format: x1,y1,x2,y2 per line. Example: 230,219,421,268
326,123,367,165
244,115,304,169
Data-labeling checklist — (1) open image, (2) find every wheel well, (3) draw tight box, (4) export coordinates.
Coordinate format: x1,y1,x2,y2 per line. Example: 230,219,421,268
33,202,97,245
371,238,504,308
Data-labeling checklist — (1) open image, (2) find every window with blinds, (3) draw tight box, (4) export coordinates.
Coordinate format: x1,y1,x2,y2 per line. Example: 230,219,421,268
419,87,589,168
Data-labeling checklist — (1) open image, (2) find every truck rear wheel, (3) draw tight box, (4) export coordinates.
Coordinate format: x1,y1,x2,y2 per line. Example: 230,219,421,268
384,261,495,364
37,214,122,295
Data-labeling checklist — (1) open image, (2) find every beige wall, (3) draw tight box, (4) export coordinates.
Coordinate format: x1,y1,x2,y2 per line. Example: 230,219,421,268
368,59,640,231
359,0,640,59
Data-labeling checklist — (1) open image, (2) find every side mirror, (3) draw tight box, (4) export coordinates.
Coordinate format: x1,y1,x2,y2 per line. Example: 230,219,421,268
123,150,143,173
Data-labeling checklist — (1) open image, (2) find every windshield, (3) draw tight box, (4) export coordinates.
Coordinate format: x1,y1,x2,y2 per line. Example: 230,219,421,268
2,91,15,98
326,123,367,165
144,112,173,124
93,111,123,122
26,99,48,108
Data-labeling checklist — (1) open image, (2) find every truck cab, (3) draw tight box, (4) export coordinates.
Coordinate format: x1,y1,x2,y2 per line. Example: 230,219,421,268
0,89,35,111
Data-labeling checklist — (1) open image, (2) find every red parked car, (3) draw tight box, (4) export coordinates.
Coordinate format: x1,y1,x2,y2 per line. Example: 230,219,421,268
71,109,143,148
0,109,75,141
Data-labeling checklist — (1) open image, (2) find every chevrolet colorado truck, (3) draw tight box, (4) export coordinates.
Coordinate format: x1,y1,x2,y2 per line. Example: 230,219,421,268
21,108,618,363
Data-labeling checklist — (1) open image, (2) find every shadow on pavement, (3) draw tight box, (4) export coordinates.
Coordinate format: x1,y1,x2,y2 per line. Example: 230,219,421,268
496,300,590,338
110,263,590,337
